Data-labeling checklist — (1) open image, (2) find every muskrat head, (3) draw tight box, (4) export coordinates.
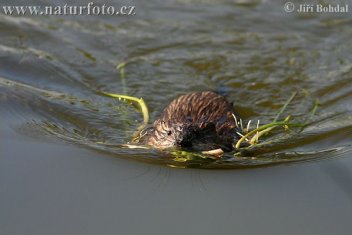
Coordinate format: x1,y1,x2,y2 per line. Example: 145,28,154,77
145,119,193,149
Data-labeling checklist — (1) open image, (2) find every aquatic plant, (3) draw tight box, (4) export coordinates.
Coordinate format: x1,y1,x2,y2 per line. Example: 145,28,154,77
102,65,319,163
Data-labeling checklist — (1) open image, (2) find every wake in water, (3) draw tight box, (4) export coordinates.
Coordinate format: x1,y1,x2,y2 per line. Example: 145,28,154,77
1,76,352,169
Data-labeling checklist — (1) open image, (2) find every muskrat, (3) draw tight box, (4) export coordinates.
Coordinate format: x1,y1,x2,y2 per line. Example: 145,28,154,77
139,91,242,152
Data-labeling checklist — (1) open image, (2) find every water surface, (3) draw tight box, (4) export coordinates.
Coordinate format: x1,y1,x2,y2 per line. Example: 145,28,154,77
1,0,352,234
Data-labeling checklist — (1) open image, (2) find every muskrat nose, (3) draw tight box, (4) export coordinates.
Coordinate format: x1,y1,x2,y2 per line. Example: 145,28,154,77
172,124,190,146
175,135,184,145
174,128,186,145
175,127,195,147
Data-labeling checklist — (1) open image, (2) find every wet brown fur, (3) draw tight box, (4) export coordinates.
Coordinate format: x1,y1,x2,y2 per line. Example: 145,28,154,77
141,91,241,151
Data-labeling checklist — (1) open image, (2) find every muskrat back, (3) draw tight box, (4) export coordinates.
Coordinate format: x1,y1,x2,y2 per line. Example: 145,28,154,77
140,91,242,151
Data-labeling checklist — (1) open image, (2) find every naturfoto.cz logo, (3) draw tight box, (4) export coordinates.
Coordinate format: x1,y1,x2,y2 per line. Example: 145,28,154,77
1,2,136,16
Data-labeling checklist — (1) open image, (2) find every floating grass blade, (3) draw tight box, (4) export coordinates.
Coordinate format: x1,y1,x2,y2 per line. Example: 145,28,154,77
246,120,252,133
116,62,127,93
273,91,297,122
100,92,149,128
234,121,304,149
249,116,290,145
309,98,320,120
234,92,300,149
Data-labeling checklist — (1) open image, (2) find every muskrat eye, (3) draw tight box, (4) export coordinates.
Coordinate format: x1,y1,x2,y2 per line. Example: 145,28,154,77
167,130,172,136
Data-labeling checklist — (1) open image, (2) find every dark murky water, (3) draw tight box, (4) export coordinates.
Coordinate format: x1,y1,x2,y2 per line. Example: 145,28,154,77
1,0,352,234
